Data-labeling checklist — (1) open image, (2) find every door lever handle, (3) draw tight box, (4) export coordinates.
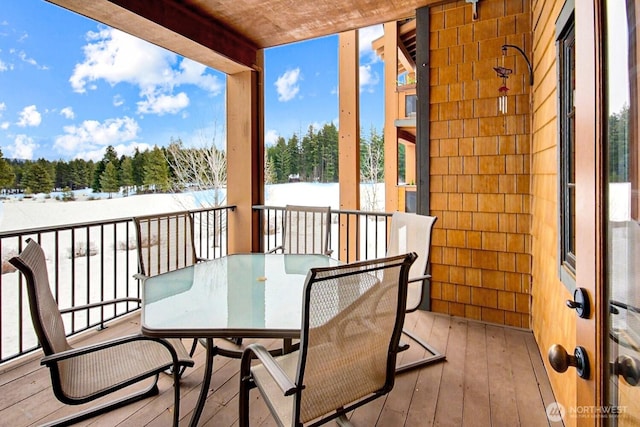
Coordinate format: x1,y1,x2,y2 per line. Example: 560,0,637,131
566,287,590,318
612,355,640,386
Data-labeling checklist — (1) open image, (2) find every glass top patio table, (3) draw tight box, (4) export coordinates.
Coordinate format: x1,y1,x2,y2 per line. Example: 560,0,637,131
141,253,340,339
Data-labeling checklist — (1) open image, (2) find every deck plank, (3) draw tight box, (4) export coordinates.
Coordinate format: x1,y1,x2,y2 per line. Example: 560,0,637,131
462,321,491,427
433,317,467,426
404,312,450,427
0,311,558,426
486,324,521,426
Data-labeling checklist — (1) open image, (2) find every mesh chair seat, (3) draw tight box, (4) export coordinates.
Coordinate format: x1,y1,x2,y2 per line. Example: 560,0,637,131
239,253,417,427
58,337,191,400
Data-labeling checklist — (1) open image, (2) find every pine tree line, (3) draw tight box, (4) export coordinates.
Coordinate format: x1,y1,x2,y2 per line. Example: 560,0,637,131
0,123,394,198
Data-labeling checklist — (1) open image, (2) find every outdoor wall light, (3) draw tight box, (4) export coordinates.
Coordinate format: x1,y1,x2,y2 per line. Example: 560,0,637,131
493,44,533,114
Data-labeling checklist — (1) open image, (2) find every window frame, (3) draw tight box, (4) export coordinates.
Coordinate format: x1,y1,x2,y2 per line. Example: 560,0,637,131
557,0,577,287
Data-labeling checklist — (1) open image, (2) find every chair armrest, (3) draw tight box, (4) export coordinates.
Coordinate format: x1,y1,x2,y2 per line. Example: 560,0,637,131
268,246,283,254
59,298,141,315
408,274,431,283
240,343,298,396
133,273,148,281
41,334,192,367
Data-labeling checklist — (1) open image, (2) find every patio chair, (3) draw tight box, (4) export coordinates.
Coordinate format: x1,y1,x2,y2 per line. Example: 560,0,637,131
9,239,193,427
134,211,241,357
386,211,446,373
133,211,204,279
239,252,417,427
271,205,332,255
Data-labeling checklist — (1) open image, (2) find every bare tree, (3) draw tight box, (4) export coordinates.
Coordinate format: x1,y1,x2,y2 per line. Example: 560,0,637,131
360,128,384,212
166,138,227,207
166,138,227,252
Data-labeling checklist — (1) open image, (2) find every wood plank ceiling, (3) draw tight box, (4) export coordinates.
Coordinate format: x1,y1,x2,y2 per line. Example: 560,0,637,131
47,0,436,73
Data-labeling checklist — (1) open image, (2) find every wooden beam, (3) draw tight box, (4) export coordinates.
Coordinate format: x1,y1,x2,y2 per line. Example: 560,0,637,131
47,0,257,73
227,51,264,253
338,30,360,262
384,21,399,213
398,38,416,74
398,129,416,144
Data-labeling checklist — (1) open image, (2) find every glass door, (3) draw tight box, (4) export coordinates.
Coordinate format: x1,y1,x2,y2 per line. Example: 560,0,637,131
605,0,640,424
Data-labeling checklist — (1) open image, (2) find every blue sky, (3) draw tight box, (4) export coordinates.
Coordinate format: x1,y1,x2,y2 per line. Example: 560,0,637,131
0,1,385,162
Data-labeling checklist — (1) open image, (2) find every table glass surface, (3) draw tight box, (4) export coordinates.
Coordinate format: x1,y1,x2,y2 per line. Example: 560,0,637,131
141,253,340,338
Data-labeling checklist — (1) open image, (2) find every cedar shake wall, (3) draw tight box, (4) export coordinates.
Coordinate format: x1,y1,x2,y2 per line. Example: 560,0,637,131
427,0,532,328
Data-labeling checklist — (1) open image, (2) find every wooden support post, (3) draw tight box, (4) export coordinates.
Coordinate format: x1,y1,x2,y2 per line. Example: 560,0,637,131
383,21,400,213
226,52,264,253
338,30,360,262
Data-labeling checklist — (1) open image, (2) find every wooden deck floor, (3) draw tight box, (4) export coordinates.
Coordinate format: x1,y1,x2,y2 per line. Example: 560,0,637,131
0,311,562,426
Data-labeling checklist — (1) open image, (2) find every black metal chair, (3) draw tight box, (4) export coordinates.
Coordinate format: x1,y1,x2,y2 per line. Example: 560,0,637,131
239,253,416,427
10,239,193,427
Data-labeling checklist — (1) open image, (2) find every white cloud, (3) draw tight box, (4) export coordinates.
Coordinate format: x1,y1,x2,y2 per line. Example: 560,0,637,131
54,116,140,154
0,59,7,72
359,65,379,93
275,68,301,102
359,25,384,62
0,102,5,115
137,91,189,115
1,122,10,130
60,107,75,119
70,27,222,116
113,94,124,107
265,129,279,145
9,134,37,160
18,50,47,70
16,105,42,127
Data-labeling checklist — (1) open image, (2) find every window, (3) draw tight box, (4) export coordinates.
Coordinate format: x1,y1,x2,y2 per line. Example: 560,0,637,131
405,94,417,117
558,6,576,279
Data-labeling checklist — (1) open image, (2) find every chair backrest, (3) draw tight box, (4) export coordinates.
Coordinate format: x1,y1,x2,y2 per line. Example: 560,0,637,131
386,212,437,312
294,253,416,424
281,205,331,255
134,211,198,277
9,239,71,356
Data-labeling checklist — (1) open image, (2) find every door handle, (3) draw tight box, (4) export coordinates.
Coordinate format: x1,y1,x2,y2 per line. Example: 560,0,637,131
548,344,590,379
566,287,590,318
612,355,640,386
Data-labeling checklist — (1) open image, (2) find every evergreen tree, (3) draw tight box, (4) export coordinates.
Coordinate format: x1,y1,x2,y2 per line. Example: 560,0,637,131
143,146,170,192
286,133,300,179
132,148,146,187
100,161,120,198
24,162,53,194
0,149,15,190
120,156,135,196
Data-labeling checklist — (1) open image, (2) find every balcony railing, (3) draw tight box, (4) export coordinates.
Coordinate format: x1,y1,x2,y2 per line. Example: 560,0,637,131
254,205,391,262
0,204,390,364
0,206,234,364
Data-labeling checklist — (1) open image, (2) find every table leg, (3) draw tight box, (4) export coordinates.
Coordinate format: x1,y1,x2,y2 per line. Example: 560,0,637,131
190,338,216,427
